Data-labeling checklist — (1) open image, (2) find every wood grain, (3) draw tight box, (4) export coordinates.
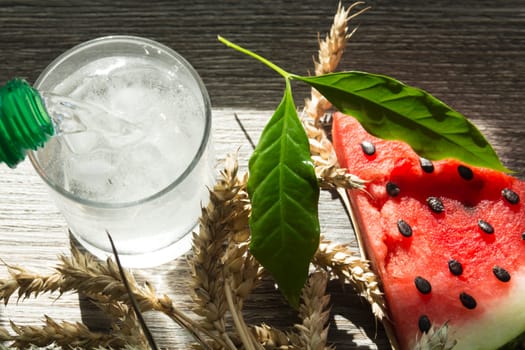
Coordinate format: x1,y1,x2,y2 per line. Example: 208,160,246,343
0,1,523,349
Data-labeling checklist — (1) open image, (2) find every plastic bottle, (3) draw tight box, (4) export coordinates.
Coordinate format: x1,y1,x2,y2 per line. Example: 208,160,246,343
0,78,55,168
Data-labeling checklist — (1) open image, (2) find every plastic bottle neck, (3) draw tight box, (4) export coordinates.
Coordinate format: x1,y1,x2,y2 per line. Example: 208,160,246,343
0,79,55,168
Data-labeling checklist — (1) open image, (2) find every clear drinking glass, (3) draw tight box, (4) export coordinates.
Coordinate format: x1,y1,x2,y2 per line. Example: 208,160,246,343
29,36,213,267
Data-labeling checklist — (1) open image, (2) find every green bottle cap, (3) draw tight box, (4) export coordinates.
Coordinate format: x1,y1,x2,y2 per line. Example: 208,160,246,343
0,79,55,168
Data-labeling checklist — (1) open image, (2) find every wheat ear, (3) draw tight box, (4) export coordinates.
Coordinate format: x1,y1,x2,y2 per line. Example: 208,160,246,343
305,1,370,125
314,240,386,320
0,316,139,350
190,152,261,350
1,244,216,349
301,1,388,322
302,2,368,191
294,271,334,350
414,323,457,350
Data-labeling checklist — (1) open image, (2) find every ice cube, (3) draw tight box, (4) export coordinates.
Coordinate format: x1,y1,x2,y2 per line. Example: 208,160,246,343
64,151,120,201
61,131,100,155
116,142,179,200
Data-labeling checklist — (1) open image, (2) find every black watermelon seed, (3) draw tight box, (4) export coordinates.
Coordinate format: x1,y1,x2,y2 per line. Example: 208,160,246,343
448,259,463,276
427,197,444,213
522,232,525,240
419,157,435,173
361,141,376,156
386,182,400,197
502,188,520,205
458,165,474,180
493,266,511,282
397,219,413,237
418,315,431,333
414,276,432,294
459,292,477,309
478,219,494,234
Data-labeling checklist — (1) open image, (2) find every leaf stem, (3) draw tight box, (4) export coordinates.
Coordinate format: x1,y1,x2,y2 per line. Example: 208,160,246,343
218,36,291,79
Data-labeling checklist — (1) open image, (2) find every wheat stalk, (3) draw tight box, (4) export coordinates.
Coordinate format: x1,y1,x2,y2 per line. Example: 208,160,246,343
0,258,148,349
0,243,217,349
302,4,459,349
0,316,138,350
223,243,262,350
190,153,340,350
302,2,369,192
300,0,386,319
189,152,261,350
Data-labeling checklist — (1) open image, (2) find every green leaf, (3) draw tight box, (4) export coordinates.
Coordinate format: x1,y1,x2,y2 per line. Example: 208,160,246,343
247,80,320,307
294,72,510,172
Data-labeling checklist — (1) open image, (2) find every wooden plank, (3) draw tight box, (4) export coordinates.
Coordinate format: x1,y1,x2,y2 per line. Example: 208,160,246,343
0,1,523,348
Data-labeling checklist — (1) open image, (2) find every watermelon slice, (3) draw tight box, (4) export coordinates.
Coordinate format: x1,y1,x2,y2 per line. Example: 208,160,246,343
331,112,525,350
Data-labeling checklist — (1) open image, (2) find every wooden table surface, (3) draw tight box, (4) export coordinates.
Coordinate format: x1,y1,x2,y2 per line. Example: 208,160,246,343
0,1,523,349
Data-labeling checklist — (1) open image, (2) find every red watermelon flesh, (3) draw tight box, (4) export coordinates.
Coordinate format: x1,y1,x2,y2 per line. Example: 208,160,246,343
331,112,525,350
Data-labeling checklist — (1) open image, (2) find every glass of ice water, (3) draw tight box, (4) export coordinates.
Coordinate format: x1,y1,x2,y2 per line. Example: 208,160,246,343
29,36,214,267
